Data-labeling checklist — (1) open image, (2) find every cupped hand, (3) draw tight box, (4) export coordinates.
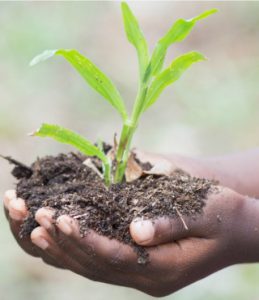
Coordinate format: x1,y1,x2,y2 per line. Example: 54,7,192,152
4,184,257,297
133,149,217,180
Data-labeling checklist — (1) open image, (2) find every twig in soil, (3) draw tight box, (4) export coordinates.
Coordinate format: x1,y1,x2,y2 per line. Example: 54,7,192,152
0,155,32,178
83,158,103,179
174,206,189,231
73,213,90,219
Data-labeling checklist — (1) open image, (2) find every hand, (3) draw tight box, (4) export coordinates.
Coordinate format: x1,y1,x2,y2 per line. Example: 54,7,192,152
4,184,258,297
134,149,216,179
3,190,65,268
135,149,259,197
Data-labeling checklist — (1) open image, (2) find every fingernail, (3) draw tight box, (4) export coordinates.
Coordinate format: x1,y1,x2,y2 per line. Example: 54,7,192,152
32,237,49,250
9,200,25,221
132,219,155,244
5,190,16,200
9,210,23,221
58,218,72,235
4,190,16,207
40,217,52,230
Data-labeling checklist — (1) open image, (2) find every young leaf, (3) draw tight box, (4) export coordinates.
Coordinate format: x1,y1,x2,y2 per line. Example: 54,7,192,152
30,49,128,121
121,2,149,79
32,123,108,163
144,51,206,110
150,8,217,75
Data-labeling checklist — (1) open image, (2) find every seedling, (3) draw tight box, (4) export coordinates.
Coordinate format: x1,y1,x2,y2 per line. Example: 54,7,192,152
30,2,217,186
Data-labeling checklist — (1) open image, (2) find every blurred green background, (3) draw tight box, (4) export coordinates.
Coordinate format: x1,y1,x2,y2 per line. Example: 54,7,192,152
1,1,259,299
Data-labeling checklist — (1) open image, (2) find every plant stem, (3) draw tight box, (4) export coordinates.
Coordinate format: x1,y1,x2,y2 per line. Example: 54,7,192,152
114,82,149,183
131,84,148,125
114,121,136,183
114,65,152,184
103,160,111,186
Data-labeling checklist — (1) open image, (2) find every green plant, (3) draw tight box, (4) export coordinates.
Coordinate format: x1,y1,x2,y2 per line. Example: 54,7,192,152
30,2,217,186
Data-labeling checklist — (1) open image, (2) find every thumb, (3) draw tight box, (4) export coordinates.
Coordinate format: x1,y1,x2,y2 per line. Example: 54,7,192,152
130,216,196,246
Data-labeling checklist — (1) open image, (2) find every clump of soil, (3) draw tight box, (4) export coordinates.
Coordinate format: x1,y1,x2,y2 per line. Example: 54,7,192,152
8,152,215,264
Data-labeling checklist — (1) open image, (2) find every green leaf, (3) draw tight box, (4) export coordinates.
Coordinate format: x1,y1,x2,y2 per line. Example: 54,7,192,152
191,8,218,22
144,51,206,110
33,123,108,163
121,2,149,79
150,8,217,75
30,49,128,121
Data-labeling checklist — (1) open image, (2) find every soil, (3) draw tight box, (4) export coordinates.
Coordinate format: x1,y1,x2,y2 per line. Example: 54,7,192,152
7,152,215,264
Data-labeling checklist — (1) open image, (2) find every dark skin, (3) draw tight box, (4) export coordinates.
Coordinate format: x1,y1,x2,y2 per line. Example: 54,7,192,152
3,148,259,297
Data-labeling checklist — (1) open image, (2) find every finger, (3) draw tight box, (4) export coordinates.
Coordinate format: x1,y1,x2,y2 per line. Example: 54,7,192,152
37,212,111,280
35,207,56,235
130,216,200,246
36,209,98,272
3,190,16,219
36,211,95,262
31,226,89,274
6,197,39,257
30,226,65,269
38,213,163,287
129,189,230,247
56,217,118,282
55,215,118,265
3,190,16,210
8,197,28,221
36,216,133,284
56,215,138,271
55,215,149,285
35,209,91,271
